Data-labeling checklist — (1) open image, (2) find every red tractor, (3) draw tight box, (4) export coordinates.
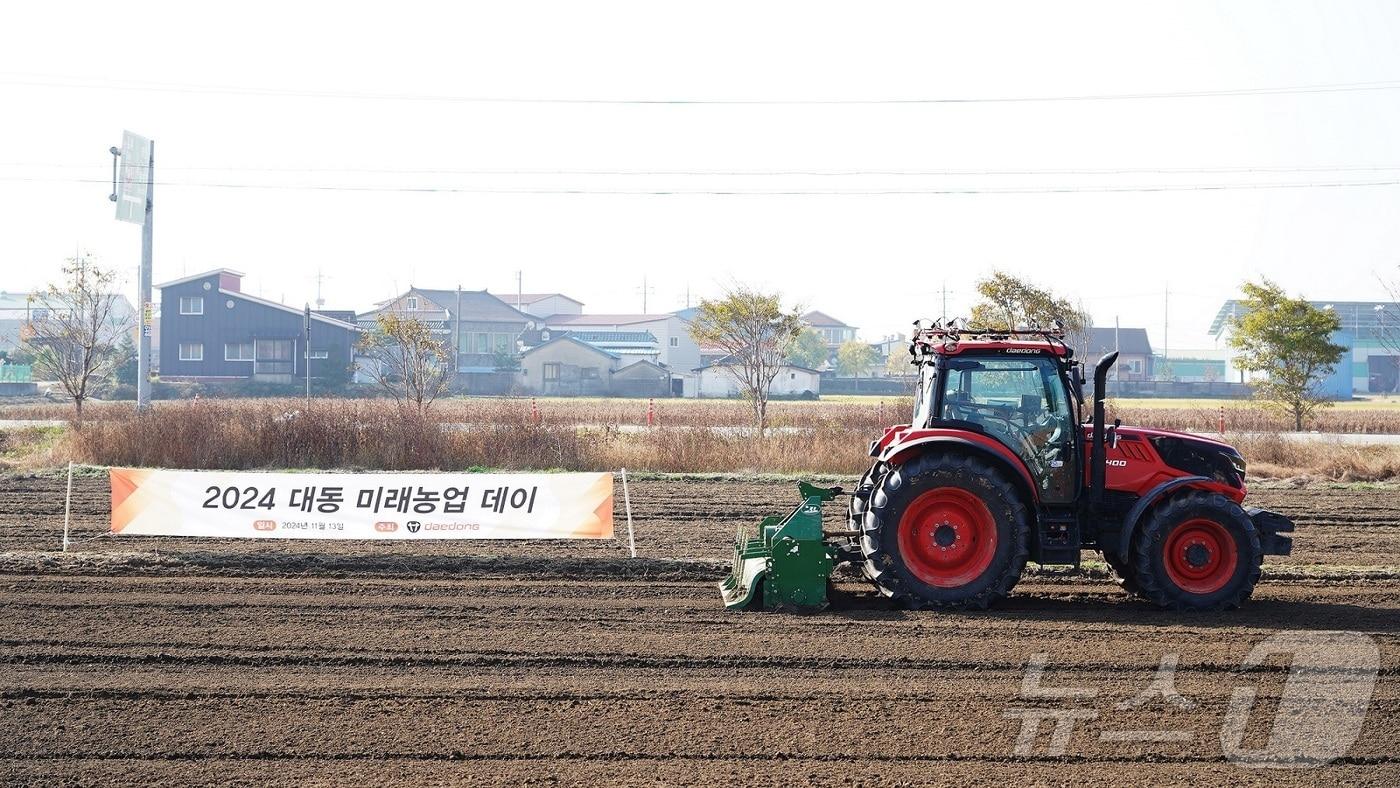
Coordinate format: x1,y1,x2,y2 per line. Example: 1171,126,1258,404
721,323,1293,612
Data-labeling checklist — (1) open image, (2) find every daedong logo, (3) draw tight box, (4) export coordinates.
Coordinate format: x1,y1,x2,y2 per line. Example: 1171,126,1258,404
405,520,422,534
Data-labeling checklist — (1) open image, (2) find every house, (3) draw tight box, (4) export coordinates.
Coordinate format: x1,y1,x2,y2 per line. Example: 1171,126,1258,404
0,289,138,355
520,328,662,365
358,287,536,393
1082,327,1154,381
544,313,699,395
803,310,858,348
506,293,584,320
874,334,911,377
1211,299,1394,396
694,359,822,398
519,334,670,397
1156,357,1227,383
158,269,358,384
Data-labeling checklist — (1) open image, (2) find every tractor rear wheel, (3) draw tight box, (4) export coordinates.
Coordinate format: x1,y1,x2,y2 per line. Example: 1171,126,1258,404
860,453,1029,609
1131,491,1262,612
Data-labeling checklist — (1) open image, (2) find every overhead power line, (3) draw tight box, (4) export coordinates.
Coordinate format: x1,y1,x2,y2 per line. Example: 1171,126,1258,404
4,74,1400,105
5,175,1400,195
8,162,1400,177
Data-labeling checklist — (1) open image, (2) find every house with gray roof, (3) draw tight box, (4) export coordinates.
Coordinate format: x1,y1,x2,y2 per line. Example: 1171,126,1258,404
519,334,670,397
358,287,537,393
158,269,358,385
1082,326,1154,381
520,328,661,365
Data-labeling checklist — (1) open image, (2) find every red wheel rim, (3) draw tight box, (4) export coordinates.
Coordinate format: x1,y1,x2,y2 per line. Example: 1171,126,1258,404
896,487,998,588
1162,517,1239,594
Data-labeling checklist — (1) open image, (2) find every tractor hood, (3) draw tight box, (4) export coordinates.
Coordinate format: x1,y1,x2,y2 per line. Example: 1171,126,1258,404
1103,425,1247,488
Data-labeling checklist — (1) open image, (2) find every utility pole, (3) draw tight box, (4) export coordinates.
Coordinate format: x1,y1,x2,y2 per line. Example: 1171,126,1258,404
111,133,156,411
637,275,654,313
515,271,522,311
139,144,153,409
941,281,948,322
314,268,327,309
1163,284,1169,367
455,285,463,366
303,303,312,407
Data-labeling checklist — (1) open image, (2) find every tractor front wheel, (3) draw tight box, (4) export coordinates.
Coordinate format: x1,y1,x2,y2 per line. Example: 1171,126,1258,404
1131,491,1262,611
860,453,1029,609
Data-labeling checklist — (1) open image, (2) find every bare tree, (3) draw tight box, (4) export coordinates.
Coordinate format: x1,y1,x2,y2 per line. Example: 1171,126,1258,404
25,255,132,420
1377,266,1400,392
689,286,805,435
356,313,453,413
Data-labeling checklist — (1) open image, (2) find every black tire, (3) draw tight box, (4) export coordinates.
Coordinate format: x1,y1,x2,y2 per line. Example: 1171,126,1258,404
848,462,886,581
847,461,883,531
1101,550,1142,597
860,452,1029,609
1131,490,1262,612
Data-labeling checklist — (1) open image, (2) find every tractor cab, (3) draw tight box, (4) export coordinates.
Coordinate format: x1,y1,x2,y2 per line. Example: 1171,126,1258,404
912,339,1081,504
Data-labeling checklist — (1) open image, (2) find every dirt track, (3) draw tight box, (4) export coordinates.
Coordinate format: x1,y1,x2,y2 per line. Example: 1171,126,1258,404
1,473,1398,786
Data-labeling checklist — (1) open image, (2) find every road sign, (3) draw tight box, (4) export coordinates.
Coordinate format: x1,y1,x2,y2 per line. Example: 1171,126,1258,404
115,130,151,224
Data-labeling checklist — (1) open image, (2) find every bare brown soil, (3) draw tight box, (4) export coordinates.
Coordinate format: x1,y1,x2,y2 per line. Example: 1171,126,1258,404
1,473,1397,786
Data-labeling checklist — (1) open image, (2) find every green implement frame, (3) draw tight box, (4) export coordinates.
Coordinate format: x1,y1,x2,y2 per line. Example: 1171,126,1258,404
719,482,841,612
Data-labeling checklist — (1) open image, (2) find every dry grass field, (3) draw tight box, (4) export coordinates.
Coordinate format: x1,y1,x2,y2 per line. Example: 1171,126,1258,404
2,396,1399,480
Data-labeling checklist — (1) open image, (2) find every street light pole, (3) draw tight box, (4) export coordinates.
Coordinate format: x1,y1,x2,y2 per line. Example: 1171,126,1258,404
137,141,154,410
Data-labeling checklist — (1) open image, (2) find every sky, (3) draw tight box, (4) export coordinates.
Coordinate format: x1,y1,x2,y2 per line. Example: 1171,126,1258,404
2,0,1399,358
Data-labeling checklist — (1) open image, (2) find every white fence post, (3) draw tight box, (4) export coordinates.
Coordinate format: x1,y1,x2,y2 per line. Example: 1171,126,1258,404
62,461,74,552
620,468,637,559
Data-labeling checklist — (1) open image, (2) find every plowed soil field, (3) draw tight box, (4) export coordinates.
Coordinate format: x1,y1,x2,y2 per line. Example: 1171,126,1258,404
1,473,1397,786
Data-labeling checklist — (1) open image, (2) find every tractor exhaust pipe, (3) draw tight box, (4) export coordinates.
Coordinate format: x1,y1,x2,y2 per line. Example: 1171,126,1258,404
1090,351,1119,505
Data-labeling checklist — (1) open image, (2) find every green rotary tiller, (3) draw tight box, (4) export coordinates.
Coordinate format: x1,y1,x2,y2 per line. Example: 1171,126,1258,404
719,482,847,611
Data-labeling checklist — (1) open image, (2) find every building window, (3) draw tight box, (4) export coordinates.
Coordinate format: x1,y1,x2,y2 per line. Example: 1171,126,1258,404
669,336,679,348
179,296,203,315
179,343,203,361
406,296,419,311
305,349,329,360
543,363,561,381
224,342,254,361
581,367,600,380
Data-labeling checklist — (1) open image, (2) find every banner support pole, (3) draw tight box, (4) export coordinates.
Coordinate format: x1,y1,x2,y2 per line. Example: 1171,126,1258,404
63,461,74,552
620,468,636,558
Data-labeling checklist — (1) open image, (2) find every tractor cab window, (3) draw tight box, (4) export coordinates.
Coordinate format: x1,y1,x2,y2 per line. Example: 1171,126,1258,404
938,356,1076,502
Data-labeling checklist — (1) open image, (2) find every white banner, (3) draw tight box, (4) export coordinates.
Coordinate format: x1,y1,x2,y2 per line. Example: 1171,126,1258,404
110,468,613,540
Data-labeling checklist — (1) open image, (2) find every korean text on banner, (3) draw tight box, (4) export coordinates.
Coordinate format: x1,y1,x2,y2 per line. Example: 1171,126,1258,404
109,469,613,540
